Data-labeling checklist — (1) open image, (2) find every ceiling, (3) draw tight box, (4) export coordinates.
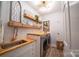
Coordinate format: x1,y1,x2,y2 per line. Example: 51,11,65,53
26,1,64,16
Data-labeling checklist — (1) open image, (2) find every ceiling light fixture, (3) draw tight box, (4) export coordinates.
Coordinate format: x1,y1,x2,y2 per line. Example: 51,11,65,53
31,0,56,14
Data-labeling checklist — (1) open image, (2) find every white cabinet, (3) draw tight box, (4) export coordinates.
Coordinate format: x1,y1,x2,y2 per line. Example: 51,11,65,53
29,35,40,57
1,41,36,57
35,37,40,57
1,35,41,57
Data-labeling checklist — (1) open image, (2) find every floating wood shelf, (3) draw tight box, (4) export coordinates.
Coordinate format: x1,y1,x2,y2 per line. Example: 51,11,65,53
8,21,41,29
23,13,42,24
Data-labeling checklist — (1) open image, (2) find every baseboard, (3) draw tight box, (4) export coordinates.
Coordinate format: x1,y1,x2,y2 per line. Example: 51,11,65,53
70,51,75,57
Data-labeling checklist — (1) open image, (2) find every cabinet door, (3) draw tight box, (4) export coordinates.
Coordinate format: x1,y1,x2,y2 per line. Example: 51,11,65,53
17,42,36,57
31,41,36,57
29,35,40,57
19,48,33,57
35,41,40,57
34,36,40,57
18,43,33,57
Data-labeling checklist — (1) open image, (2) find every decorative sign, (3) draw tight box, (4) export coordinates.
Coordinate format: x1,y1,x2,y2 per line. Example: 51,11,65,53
11,1,21,22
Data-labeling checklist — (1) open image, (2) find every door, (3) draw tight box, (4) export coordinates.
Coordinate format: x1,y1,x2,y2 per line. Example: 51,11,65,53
69,2,79,50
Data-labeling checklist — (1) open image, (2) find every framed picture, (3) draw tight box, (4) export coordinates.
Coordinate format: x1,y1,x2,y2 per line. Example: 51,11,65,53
9,1,21,22
43,21,50,32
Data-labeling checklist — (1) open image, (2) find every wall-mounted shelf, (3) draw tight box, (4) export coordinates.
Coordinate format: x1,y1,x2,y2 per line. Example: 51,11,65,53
23,13,42,24
8,21,41,29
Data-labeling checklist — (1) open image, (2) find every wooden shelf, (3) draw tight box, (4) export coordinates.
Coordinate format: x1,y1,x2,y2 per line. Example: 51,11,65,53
8,21,22,28
8,21,41,29
23,13,42,24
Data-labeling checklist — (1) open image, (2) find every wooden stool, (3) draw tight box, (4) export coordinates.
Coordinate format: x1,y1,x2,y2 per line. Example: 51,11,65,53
56,41,64,50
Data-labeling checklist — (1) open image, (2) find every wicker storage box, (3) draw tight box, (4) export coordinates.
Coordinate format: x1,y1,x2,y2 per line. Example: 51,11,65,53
56,41,64,50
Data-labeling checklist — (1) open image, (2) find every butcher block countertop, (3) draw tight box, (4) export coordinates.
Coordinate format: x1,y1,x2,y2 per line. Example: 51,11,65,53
0,39,35,55
27,31,50,36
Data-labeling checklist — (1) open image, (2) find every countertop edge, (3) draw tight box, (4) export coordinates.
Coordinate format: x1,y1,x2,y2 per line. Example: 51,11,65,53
27,32,50,36
0,39,35,55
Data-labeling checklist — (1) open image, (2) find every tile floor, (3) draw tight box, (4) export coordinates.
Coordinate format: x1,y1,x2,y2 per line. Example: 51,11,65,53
45,47,64,57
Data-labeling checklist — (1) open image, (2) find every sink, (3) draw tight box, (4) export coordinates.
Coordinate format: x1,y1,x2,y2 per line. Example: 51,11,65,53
1,40,27,49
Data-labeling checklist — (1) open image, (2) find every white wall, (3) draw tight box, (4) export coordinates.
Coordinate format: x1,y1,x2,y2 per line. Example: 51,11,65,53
69,2,79,50
41,2,65,47
1,1,42,44
0,2,1,23
64,2,79,51
0,2,1,18
0,2,2,44
1,2,14,43
16,2,42,40
42,12,64,46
